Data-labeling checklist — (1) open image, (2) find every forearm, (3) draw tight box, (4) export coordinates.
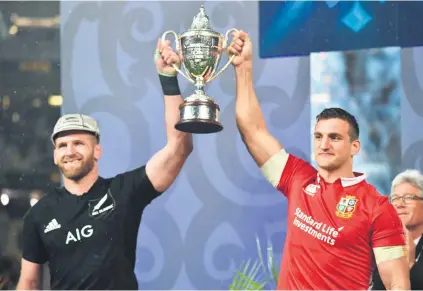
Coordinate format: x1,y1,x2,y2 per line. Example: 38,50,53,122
163,94,193,156
145,94,192,193
234,64,267,139
234,64,283,166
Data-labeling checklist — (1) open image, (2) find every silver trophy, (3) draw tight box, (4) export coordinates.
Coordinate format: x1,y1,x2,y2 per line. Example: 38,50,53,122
161,5,238,134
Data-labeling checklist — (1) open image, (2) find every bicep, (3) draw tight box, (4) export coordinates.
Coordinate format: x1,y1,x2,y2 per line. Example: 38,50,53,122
16,259,42,290
146,145,188,193
241,129,283,167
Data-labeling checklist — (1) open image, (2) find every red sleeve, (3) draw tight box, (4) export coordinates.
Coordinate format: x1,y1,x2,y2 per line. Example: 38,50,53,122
371,196,405,248
277,154,316,199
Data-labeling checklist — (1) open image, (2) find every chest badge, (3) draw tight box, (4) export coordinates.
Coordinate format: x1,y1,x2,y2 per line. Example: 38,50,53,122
335,195,358,219
88,189,115,218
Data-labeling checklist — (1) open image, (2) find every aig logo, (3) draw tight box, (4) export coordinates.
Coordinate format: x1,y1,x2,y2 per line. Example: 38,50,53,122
66,225,93,245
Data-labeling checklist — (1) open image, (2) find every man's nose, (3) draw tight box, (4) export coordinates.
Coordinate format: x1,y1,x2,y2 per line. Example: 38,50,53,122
64,144,76,155
319,136,330,149
394,199,406,208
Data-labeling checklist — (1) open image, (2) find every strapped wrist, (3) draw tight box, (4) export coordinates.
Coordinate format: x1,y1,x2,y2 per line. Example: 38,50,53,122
159,74,181,96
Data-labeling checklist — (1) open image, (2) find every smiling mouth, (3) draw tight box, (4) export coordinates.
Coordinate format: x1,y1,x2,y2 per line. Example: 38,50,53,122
64,160,81,164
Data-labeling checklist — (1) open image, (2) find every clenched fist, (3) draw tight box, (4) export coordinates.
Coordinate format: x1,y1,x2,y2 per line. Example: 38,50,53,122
227,30,252,68
154,39,181,77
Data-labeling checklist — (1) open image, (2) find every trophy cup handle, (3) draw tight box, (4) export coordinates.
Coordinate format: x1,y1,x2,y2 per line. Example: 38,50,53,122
161,30,195,84
207,28,239,83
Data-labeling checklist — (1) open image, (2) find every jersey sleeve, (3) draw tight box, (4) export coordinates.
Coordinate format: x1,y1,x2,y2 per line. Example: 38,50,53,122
21,210,48,264
260,149,316,199
371,196,405,248
116,165,162,206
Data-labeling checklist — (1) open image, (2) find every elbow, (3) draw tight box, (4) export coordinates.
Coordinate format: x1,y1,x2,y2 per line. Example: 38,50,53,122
169,134,193,158
184,141,194,157
183,134,194,156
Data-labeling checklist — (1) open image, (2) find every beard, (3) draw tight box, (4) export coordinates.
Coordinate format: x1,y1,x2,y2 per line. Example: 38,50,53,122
58,155,95,181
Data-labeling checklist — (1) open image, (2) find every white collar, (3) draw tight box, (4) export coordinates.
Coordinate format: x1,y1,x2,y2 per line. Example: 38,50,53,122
317,173,366,187
414,236,421,246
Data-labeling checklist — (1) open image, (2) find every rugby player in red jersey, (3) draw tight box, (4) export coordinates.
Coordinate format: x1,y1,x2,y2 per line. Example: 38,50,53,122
227,31,410,290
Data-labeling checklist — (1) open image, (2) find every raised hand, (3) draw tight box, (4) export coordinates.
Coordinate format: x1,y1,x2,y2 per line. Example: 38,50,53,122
227,30,252,68
155,39,181,77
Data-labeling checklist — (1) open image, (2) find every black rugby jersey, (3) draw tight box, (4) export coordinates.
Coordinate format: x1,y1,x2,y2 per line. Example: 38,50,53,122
21,166,161,290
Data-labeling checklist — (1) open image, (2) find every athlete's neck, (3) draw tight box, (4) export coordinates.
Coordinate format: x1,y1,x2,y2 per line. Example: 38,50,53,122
318,164,355,184
63,168,99,196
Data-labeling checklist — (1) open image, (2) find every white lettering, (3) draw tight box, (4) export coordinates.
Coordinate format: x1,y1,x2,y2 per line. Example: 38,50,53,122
293,208,339,246
92,204,114,216
65,225,93,244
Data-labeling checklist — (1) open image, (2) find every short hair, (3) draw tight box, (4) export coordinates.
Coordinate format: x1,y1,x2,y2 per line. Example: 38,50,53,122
391,169,423,197
316,107,359,141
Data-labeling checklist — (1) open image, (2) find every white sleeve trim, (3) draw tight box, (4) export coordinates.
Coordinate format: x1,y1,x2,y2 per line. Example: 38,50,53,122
260,149,289,188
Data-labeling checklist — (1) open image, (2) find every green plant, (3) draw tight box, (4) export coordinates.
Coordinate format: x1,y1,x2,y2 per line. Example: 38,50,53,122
229,236,279,290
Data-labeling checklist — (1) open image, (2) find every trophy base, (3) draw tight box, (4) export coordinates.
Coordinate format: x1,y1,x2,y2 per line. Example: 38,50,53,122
175,98,223,134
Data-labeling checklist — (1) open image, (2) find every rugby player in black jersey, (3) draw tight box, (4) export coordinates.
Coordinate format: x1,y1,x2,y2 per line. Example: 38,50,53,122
16,39,192,290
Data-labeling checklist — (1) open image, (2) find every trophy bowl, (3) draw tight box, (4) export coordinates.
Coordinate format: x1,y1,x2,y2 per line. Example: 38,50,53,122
161,5,238,134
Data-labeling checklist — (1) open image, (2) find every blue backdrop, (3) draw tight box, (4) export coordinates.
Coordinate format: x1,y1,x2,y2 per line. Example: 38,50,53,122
60,0,423,289
60,1,310,289
259,1,423,58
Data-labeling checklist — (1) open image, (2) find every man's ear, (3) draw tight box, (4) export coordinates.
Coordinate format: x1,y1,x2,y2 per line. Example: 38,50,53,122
351,139,361,156
53,149,58,165
94,144,102,161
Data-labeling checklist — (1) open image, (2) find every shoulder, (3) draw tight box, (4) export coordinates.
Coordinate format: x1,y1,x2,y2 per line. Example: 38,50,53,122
111,165,145,181
354,181,385,202
109,165,148,184
261,149,316,188
348,181,394,220
108,165,160,195
23,190,60,222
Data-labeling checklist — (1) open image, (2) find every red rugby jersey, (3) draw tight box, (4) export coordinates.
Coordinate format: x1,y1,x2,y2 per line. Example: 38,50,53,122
273,152,405,290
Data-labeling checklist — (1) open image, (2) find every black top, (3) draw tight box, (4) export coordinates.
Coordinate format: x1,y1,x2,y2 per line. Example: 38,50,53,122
21,166,161,290
372,234,423,290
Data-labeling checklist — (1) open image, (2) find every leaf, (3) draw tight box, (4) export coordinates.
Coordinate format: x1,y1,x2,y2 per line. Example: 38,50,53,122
228,236,280,290
229,259,267,290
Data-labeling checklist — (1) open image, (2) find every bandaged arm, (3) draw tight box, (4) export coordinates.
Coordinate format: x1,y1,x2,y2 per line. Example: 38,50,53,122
260,148,289,188
372,197,410,290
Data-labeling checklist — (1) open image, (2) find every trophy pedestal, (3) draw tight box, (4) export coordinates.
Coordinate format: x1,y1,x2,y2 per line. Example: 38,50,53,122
175,92,223,134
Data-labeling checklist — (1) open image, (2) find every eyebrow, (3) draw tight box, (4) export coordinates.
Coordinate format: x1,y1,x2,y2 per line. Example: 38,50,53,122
391,193,420,197
314,132,343,137
56,139,85,147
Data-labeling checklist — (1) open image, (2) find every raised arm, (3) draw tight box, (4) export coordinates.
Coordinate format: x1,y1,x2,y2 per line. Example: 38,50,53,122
228,31,283,168
146,39,193,193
